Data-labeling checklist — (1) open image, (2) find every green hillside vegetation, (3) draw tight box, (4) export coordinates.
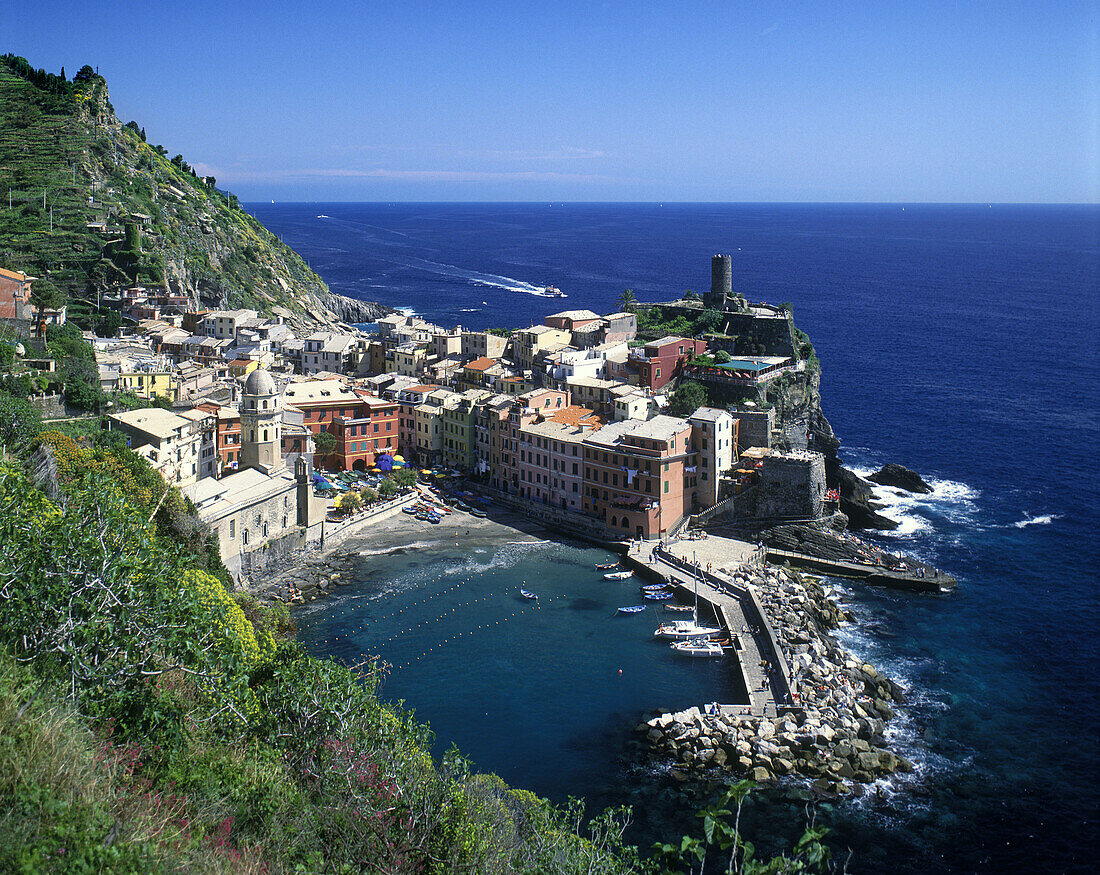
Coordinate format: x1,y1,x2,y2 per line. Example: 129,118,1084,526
0,55,334,327
0,410,654,873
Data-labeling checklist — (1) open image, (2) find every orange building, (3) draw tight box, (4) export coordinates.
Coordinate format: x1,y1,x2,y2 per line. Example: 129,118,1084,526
582,414,698,539
282,379,398,471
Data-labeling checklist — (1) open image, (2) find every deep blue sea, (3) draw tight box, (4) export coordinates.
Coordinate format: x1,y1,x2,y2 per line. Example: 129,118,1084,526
250,203,1100,874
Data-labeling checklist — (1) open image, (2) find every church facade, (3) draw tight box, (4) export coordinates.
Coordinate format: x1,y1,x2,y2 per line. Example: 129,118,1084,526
183,369,325,579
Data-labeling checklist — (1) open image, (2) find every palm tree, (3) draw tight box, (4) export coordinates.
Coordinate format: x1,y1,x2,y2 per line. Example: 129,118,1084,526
617,289,637,312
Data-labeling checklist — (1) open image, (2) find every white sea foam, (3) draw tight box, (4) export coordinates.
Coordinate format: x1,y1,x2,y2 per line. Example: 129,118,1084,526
855,472,981,537
396,306,419,317
1013,513,1062,529
398,253,566,298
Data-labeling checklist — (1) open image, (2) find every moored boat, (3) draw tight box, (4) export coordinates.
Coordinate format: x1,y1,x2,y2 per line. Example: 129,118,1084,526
644,591,674,601
664,604,694,612
595,562,619,570
670,637,725,657
617,605,646,614
654,619,723,640
520,589,538,600
604,571,633,580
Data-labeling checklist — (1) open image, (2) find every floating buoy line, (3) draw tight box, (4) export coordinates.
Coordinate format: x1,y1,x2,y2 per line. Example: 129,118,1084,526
321,591,507,644
392,593,567,670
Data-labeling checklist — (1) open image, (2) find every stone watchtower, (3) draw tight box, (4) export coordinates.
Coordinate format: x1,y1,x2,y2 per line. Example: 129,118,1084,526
706,254,732,311
240,369,285,474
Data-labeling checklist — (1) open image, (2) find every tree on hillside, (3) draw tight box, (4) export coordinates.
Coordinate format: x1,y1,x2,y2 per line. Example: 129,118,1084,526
714,349,732,364
96,310,123,338
692,308,723,336
668,380,708,417
29,279,65,339
313,431,336,457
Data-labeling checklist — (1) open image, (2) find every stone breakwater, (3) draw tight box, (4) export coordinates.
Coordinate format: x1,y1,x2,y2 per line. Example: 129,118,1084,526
639,564,912,796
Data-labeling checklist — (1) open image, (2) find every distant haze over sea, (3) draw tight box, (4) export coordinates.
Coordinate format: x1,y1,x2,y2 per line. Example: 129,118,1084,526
254,202,1100,874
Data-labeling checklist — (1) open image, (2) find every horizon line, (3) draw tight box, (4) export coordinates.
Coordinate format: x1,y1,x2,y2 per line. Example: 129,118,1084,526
240,200,1100,207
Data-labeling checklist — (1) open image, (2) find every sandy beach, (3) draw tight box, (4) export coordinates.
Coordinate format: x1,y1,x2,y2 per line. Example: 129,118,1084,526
255,500,561,605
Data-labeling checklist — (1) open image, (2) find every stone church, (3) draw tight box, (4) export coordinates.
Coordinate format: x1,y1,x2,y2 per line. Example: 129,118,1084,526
183,369,325,579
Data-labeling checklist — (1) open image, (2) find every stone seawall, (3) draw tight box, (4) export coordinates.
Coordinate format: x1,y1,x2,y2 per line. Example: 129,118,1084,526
639,563,912,796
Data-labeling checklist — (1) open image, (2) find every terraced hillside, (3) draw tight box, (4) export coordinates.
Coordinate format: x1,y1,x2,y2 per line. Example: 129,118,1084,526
0,56,387,329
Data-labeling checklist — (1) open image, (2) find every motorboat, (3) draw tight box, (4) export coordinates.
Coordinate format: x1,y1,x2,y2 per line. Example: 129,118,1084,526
670,638,725,658
595,562,619,570
617,605,646,614
542,285,564,297
644,591,674,601
604,571,633,580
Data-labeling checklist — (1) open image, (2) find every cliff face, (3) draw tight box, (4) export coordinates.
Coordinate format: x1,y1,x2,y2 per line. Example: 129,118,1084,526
0,57,390,329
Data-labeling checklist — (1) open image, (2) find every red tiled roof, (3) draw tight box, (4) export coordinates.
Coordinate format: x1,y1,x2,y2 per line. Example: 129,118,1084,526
464,356,498,371
550,405,604,427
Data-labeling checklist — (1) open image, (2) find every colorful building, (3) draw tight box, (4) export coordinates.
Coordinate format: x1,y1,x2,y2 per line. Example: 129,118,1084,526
582,415,698,539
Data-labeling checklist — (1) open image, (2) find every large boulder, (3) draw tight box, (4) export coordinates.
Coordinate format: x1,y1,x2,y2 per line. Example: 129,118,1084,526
869,463,932,494
837,466,900,530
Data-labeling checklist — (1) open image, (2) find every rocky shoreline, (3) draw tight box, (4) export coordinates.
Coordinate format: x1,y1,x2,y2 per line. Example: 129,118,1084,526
639,563,912,796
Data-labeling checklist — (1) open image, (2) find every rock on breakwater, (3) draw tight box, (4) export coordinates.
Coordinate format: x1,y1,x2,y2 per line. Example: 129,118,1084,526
640,564,912,796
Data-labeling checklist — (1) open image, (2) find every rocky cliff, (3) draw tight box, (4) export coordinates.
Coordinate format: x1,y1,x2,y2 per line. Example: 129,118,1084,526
0,56,391,329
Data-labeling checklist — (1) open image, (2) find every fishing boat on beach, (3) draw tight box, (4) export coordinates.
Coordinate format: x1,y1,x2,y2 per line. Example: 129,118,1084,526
604,570,633,580
617,605,646,614
670,637,725,658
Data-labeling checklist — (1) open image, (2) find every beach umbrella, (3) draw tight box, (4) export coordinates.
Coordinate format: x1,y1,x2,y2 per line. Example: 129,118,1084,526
376,453,394,472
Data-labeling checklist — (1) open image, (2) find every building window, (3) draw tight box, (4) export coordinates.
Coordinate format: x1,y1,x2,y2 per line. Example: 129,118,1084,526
664,481,669,493
229,519,235,538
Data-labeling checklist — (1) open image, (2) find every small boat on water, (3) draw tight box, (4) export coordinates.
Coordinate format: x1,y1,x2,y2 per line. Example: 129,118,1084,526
641,583,671,592
665,604,694,613
595,562,619,570
670,637,725,658
604,571,633,580
520,589,538,600
654,619,723,640
617,605,646,614
542,285,564,297
644,591,674,601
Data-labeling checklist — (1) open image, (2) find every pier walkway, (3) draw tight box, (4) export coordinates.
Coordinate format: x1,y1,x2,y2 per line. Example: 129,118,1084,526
764,546,955,592
624,536,794,719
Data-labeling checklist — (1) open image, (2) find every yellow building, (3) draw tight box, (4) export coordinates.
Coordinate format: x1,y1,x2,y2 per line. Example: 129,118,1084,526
118,370,177,402
229,358,261,380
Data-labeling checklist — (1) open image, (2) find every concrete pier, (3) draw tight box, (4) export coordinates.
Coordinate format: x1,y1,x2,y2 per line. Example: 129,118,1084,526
624,536,795,719
764,546,956,592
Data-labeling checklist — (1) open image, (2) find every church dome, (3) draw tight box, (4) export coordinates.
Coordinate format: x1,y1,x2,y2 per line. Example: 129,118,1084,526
243,368,277,397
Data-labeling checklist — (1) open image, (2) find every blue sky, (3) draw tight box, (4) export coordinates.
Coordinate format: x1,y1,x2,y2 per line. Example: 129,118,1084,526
4,1,1097,202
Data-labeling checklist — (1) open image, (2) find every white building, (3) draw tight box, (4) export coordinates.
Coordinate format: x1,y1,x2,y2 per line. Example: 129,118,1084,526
107,407,206,487
689,407,737,508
